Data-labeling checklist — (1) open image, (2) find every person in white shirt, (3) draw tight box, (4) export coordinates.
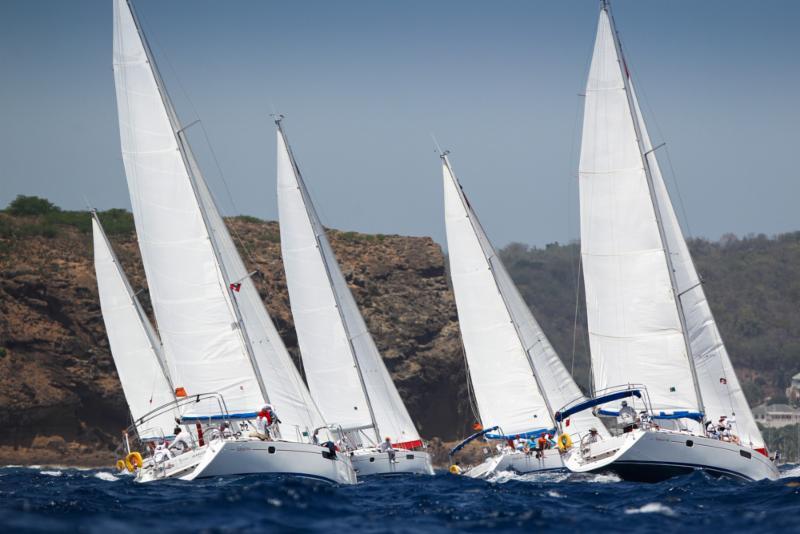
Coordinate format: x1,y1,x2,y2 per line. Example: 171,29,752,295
706,420,719,439
580,427,601,456
168,426,193,455
618,400,638,433
379,437,397,463
153,440,173,463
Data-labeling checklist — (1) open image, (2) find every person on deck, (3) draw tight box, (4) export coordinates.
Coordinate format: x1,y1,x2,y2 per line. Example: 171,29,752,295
618,400,638,433
168,426,193,455
153,440,173,463
580,427,601,455
706,420,719,439
379,437,397,463
535,433,552,459
252,404,281,440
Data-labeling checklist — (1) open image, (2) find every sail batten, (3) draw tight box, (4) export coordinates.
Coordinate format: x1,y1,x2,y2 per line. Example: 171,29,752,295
277,124,420,447
443,156,605,438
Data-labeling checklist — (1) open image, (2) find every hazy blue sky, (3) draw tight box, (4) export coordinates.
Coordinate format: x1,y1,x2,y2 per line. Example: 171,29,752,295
1,1,798,247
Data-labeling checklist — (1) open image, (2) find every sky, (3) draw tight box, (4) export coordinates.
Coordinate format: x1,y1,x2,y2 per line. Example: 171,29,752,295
0,0,798,248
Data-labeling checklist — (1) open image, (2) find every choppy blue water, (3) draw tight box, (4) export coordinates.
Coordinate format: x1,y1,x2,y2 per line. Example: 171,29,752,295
1,466,799,533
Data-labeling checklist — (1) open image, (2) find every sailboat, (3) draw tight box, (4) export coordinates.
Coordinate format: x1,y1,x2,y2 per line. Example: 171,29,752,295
276,119,434,476
110,0,356,484
557,1,778,482
441,152,608,478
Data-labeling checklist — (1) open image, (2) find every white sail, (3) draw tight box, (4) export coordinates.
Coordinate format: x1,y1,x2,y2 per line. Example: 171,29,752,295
578,8,702,419
92,214,177,440
112,0,325,438
629,84,766,450
443,156,605,438
277,125,421,447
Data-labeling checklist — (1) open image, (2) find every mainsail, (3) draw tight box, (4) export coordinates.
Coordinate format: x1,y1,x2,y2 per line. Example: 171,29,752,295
277,121,421,448
579,2,763,449
443,154,606,439
112,0,324,439
92,213,176,439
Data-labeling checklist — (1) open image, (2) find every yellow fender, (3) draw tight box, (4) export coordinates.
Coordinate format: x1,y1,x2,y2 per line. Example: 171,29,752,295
116,459,126,472
124,451,143,472
557,433,573,451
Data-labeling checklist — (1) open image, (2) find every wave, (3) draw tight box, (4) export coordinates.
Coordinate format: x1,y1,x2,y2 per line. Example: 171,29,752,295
92,472,119,482
624,502,677,517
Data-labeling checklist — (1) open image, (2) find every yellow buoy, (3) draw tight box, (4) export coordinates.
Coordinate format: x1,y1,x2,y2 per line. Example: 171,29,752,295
557,433,573,451
124,451,143,472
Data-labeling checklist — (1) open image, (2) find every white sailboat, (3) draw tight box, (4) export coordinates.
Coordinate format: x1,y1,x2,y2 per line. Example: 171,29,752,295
441,152,608,478
111,0,356,484
276,119,433,476
558,1,778,482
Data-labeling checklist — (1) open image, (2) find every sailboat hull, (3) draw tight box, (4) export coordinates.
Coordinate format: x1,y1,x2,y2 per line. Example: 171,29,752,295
135,439,358,485
564,429,778,482
350,449,435,476
466,449,564,479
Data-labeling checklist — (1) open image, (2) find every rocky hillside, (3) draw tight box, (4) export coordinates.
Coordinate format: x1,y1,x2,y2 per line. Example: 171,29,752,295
1,196,797,466
0,197,470,466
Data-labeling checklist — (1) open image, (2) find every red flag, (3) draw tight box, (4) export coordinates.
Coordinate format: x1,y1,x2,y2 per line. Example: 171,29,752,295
175,387,187,397
566,418,571,427
472,422,483,431
230,282,241,292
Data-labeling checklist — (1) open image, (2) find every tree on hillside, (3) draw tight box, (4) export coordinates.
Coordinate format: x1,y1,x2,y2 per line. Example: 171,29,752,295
5,195,60,216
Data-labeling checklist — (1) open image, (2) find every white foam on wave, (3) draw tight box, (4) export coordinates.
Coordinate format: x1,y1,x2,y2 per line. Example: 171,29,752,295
547,490,565,498
93,472,120,482
624,502,677,517
488,470,571,484
780,464,800,479
40,470,63,477
590,473,622,484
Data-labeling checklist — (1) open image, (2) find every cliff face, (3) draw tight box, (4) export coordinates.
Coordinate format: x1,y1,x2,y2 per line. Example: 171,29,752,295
0,211,471,466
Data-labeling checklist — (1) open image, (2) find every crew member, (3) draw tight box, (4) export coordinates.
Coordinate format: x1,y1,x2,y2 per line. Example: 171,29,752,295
379,436,397,463
168,425,193,455
580,427,601,455
618,400,638,433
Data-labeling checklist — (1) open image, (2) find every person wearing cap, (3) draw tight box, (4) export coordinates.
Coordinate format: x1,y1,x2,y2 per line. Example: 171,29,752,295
379,436,397,463
618,400,638,433
581,427,601,455
168,425,193,455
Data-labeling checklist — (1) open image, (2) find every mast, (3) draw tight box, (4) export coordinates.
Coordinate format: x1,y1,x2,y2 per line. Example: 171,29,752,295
442,153,556,423
276,117,380,443
123,0,270,403
91,210,175,393
602,0,705,419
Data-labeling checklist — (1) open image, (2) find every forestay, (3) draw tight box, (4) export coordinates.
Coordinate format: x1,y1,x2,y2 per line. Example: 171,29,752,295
92,215,177,440
277,124,421,448
443,156,606,439
578,7,702,421
112,0,324,437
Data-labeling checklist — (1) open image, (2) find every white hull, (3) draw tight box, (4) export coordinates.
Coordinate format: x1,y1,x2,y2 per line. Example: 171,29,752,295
135,439,357,485
350,449,434,476
564,429,778,482
465,449,564,479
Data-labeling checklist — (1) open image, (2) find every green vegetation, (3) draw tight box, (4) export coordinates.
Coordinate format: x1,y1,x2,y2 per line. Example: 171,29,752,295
1,195,135,238
499,232,800,407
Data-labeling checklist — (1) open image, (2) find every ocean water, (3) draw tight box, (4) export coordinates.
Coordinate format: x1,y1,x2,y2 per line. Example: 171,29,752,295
1,465,799,533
